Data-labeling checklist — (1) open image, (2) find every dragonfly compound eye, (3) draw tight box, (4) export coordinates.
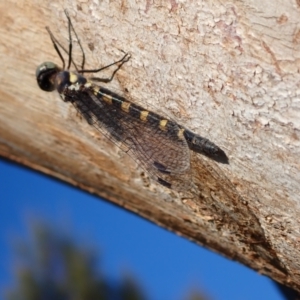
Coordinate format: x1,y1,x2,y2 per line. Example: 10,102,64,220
36,62,61,92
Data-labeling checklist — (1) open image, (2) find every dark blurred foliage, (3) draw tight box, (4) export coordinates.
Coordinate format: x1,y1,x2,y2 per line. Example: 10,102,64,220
5,223,146,300
4,222,209,300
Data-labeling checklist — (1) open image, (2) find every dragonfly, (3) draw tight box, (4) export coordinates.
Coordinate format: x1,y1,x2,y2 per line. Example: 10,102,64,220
36,10,228,191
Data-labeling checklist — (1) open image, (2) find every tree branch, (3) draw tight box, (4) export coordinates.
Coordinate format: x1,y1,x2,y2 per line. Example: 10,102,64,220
1,0,299,291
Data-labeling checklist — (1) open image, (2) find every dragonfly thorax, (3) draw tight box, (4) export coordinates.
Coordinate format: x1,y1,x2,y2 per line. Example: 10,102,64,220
55,71,87,94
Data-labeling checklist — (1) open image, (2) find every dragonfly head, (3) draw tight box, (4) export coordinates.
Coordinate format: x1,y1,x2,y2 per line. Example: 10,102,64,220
36,62,61,92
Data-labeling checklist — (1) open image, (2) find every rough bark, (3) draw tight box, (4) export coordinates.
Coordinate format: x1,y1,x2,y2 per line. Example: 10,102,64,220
0,0,300,291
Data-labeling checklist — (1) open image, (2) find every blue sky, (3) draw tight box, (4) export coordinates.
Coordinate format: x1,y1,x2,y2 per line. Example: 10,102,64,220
0,159,284,300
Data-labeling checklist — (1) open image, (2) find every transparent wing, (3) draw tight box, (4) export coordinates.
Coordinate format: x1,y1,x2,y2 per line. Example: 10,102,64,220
63,85,192,189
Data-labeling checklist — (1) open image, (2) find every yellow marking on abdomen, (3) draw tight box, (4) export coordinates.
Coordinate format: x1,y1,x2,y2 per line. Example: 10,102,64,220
159,119,168,131
121,101,131,112
102,94,113,104
140,111,149,121
92,85,100,96
177,128,185,140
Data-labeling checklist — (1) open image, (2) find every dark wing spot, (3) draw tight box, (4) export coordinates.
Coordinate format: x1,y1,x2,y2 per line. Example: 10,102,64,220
157,177,172,189
154,161,171,174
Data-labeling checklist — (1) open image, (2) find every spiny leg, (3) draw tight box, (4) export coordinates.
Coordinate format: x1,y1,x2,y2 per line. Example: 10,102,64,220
87,52,131,83
64,9,85,71
46,26,66,70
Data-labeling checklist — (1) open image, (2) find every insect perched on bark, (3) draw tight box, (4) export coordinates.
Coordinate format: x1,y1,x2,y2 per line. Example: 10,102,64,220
36,10,228,190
